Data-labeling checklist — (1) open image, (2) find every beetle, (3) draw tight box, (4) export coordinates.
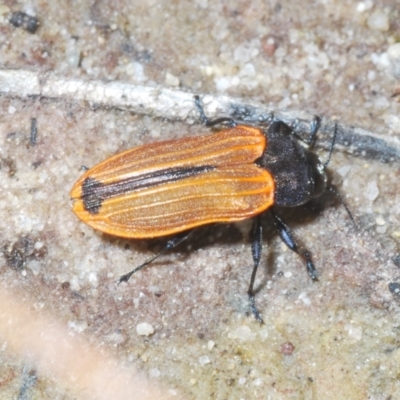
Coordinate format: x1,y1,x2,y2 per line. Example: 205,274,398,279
70,96,349,322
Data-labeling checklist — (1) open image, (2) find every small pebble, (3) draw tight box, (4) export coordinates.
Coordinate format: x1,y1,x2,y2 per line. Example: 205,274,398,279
281,342,295,355
165,72,180,87
228,325,256,341
136,322,155,336
367,9,389,31
389,282,400,296
365,181,379,201
9,11,39,33
149,368,160,378
238,377,247,385
199,356,211,365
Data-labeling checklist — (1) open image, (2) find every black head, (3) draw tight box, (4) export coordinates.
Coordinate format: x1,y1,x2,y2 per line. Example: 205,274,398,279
259,121,327,207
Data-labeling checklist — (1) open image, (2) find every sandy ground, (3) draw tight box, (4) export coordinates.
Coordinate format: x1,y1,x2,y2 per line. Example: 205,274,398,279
0,1,400,399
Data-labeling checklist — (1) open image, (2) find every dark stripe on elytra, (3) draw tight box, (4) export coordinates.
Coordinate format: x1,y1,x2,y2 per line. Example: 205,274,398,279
81,165,216,215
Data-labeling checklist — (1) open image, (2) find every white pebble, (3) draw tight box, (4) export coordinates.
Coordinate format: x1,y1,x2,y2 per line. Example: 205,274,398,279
199,356,211,365
387,43,400,78
383,114,400,132
88,272,98,287
149,368,160,378
228,325,256,341
165,72,180,87
239,63,256,77
214,76,238,92
365,180,379,201
376,225,387,234
367,9,389,31
356,1,373,13
298,291,311,306
388,43,400,61
34,241,43,250
136,322,155,336
126,62,146,82
27,260,41,275
346,324,362,340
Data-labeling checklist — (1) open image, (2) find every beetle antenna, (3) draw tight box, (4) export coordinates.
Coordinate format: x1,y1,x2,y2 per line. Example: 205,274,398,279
326,186,357,228
322,123,357,228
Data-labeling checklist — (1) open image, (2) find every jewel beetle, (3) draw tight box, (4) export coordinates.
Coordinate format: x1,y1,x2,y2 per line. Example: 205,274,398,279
70,96,350,322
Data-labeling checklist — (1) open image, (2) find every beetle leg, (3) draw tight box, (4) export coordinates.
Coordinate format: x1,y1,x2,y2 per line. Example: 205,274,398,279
118,232,192,284
248,215,264,324
288,115,321,147
305,115,322,147
271,210,318,281
194,95,237,128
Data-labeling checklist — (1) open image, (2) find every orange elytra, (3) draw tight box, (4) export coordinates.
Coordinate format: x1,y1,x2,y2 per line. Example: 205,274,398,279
70,125,275,239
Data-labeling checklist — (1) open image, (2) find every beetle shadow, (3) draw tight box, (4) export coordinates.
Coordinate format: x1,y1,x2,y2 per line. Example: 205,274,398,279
273,185,347,227
103,223,244,274
103,186,345,290
250,188,348,294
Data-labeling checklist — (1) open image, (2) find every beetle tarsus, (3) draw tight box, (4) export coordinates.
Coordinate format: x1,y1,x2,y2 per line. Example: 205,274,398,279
118,269,136,284
194,95,237,128
306,115,322,147
303,251,318,281
249,294,264,324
